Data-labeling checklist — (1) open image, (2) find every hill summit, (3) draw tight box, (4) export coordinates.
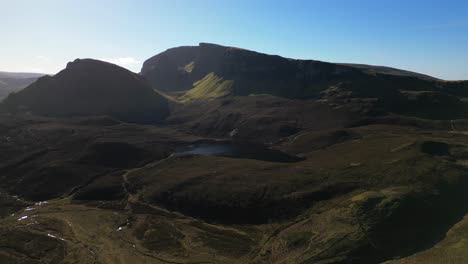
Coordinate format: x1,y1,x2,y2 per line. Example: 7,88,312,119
141,43,365,99
140,43,449,101
2,59,169,123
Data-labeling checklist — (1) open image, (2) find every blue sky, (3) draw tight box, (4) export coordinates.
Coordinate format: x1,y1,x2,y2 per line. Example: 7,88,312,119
2,0,468,80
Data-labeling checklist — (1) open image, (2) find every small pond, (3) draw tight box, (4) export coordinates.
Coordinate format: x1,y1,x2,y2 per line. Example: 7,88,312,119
174,142,303,163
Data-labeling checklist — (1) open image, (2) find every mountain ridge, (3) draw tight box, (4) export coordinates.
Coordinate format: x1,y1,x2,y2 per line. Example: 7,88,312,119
140,43,465,103
1,59,169,124
142,43,441,81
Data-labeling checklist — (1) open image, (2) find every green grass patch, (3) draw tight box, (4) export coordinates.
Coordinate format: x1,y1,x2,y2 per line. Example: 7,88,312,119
181,72,233,101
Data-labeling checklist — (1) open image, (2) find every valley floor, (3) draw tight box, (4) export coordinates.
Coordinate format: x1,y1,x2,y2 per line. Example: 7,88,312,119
1,104,468,263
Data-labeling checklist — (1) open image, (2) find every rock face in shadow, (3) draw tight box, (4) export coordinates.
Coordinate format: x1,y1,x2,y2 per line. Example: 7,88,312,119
141,43,468,121
141,43,364,98
1,59,169,124
141,43,443,100
140,46,199,92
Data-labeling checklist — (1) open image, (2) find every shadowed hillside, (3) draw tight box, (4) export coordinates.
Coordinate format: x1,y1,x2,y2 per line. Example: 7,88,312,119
1,59,169,124
141,43,366,99
142,43,468,120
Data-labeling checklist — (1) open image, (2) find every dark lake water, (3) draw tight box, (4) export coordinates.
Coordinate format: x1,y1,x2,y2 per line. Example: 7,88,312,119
174,143,303,163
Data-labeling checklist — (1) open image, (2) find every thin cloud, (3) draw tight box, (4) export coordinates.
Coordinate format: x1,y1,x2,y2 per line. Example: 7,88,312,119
102,57,141,67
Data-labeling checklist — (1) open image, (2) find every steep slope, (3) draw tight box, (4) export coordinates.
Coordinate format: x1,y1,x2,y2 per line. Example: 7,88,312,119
141,43,365,99
140,46,199,92
142,43,443,100
142,44,443,95
1,59,169,124
142,43,468,120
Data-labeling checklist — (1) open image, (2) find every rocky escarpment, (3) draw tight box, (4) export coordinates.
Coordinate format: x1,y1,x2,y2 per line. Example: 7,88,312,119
141,43,468,121
141,43,365,98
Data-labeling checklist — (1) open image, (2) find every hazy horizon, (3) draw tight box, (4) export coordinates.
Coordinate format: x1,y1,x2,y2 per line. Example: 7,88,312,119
2,0,468,80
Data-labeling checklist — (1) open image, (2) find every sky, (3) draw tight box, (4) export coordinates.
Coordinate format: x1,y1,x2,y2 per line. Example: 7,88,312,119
1,0,468,80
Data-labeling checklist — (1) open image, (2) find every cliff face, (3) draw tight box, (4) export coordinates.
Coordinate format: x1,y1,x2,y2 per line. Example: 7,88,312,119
140,43,365,98
141,43,452,102
2,59,169,124
140,43,468,121
140,45,199,92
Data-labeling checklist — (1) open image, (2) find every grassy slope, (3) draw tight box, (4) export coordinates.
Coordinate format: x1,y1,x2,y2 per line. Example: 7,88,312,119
181,72,233,101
